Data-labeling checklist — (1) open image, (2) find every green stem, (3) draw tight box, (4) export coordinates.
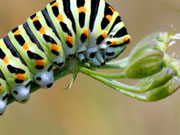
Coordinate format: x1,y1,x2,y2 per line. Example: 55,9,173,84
80,67,125,78
81,68,143,93
82,73,147,101
102,57,129,69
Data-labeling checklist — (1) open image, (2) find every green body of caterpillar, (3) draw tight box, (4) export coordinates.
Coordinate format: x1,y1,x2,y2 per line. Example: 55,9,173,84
0,0,131,115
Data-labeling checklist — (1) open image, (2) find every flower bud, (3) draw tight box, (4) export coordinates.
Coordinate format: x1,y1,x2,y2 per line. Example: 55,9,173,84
125,49,164,78
124,31,176,79
137,67,175,91
146,76,180,101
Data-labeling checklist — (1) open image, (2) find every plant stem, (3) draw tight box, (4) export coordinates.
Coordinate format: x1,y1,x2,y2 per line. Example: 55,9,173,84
80,67,126,78
81,70,142,93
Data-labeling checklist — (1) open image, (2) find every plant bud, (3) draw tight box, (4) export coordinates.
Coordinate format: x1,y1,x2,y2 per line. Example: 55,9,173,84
125,49,164,78
137,67,175,91
146,76,180,101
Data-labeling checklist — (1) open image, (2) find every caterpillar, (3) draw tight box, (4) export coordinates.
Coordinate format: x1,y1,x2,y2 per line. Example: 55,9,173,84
0,0,131,115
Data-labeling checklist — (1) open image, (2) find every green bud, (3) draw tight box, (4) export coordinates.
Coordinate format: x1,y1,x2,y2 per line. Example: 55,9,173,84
163,54,180,77
155,32,171,52
146,76,180,101
125,49,164,78
137,67,175,91
125,31,176,79
129,32,172,61
129,32,168,59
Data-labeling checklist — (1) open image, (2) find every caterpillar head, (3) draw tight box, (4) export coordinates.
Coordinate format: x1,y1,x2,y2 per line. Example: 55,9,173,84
34,70,54,88
103,27,131,61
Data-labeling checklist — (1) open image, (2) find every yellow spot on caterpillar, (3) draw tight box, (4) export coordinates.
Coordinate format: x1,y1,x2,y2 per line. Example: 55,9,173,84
14,30,21,36
51,2,59,7
108,6,114,13
51,44,59,52
39,26,46,35
22,42,29,50
66,35,74,45
3,56,9,64
123,35,131,44
78,6,87,13
32,16,39,22
36,60,44,66
57,14,64,22
102,32,107,38
105,15,112,22
83,29,89,37
111,40,118,45
16,74,25,80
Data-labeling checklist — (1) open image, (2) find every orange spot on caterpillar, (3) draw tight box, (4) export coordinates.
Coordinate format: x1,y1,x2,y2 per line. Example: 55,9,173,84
51,2,59,7
83,29,89,37
78,6,87,13
105,15,112,22
3,56,9,64
14,30,21,36
39,26,46,35
35,60,44,66
102,32,107,38
108,6,114,13
111,40,118,45
16,74,25,80
51,44,59,51
0,86,3,93
66,35,74,45
32,16,39,22
22,42,29,50
57,14,64,22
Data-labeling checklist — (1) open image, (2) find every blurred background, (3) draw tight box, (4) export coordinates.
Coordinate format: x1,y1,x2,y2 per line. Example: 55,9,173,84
0,0,180,135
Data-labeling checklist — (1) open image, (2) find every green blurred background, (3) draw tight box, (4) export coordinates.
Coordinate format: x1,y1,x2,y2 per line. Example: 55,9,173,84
0,0,180,135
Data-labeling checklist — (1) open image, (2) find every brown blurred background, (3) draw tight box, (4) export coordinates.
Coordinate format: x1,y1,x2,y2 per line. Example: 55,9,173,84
0,0,180,135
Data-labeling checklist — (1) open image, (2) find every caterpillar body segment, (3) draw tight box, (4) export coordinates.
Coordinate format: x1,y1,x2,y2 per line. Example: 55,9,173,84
47,0,78,57
70,0,91,62
27,11,66,68
0,0,131,115
0,39,33,102
8,25,54,88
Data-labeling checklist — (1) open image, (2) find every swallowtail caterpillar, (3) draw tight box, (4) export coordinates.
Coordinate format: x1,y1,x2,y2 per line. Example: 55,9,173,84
0,0,131,115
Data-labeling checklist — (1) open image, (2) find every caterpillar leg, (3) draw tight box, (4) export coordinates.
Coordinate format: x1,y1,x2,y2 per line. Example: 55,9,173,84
34,70,54,88
0,77,10,115
86,50,102,66
0,94,9,115
52,57,65,68
88,52,105,66
11,85,31,103
91,58,102,66
96,52,105,65
77,53,86,63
